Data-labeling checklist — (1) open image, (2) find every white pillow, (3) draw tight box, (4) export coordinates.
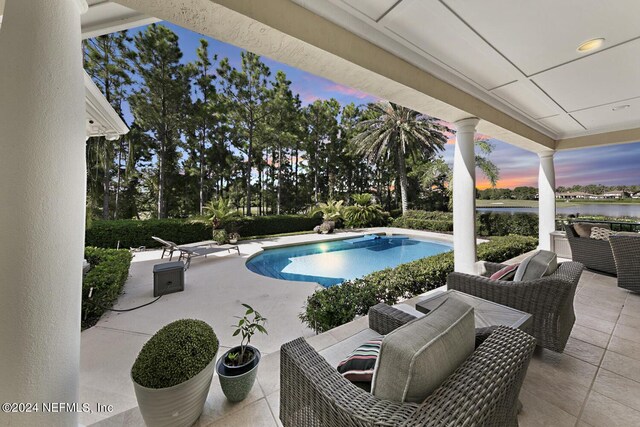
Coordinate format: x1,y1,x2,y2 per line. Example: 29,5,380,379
590,227,616,241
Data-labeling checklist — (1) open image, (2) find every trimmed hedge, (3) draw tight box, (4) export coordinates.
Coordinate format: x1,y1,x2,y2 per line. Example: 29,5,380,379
224,215,322,238
477,212,538,237
300,235,538,333
132,319,219,389
86,219,211,249
391,210,539,237
83,247,132,329
85,215,323,249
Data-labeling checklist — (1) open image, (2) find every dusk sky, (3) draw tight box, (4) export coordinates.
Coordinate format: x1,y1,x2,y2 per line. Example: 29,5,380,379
126,23,640,190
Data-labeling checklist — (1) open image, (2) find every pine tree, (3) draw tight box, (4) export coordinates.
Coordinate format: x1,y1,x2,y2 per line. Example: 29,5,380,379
129,24,191,218
83,31,133,219
218,52,271,216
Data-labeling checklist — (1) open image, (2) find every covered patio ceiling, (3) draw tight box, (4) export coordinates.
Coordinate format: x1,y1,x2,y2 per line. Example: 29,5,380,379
104,0,640,154
4,0,637,152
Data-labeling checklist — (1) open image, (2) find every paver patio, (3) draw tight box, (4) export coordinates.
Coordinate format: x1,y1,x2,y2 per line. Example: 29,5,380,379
82,234,640,427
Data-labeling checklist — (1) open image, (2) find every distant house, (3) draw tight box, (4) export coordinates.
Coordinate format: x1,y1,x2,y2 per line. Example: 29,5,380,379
602,190,630,199
556,191,596,200
632,192,640,199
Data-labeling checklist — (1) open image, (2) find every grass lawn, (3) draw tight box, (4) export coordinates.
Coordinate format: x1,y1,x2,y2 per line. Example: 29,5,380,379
476,199,542,208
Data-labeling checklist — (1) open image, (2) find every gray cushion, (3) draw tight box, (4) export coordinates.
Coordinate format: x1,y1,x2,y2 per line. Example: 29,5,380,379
573,223,610,238
371,295,475,403
514,250,558,282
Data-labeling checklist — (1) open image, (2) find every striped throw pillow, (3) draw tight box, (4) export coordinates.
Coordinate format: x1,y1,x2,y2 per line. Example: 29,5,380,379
337,336,383,383
489,263,519,280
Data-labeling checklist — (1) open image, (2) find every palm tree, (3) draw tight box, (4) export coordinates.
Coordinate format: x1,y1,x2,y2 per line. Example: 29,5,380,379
418,138,500,210
350,102,450,215
204,197,239,230
344,193,384,228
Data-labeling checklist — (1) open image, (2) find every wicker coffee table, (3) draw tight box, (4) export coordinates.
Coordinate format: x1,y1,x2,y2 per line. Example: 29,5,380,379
416,290,532,330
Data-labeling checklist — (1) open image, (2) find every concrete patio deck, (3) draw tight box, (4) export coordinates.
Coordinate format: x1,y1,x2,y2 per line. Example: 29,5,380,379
83,235,640,427
79,228,457,426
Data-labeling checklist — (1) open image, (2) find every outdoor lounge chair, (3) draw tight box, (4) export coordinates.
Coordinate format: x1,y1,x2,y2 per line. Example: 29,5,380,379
447,261,583,352
280,303,536,427
609,234,640,292
177,245,240,269
151,236,182,260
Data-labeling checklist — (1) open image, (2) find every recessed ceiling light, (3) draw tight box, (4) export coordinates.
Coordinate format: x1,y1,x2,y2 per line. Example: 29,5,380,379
612,104,630,111
577,38,605,53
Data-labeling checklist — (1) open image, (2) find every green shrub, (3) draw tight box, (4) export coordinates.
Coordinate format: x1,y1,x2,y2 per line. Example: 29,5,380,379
82,247,132,329
392,210,539,237
212,229,229,244
222,215,322,238
85,215,322,249
85,219,211,249
300,235,538,332
131,319,218,389
477,212,538,237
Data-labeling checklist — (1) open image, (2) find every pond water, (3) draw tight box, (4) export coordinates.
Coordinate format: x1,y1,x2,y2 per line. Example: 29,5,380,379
477,203,640,218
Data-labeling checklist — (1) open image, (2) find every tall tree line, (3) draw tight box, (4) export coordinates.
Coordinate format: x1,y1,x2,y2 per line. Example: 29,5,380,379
84,24,482,220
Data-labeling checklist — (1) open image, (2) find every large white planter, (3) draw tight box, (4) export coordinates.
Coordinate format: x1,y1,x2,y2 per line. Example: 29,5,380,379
132,354,216,427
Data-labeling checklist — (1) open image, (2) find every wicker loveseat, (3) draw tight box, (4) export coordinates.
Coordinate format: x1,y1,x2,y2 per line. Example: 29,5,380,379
565,224,617,275
280,304,536,427
448,261,583,352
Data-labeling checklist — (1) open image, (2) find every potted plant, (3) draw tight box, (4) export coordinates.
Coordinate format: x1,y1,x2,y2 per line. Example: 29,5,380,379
216,304,268,402
228,232,240,244
131,319,218,427
204,197,239,240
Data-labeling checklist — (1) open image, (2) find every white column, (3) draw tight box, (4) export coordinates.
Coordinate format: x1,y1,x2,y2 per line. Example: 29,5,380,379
0,0,88,426
538,151,556,251
453,118,479,273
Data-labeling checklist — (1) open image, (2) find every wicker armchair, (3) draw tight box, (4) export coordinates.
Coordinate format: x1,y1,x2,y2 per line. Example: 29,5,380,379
565,225,617,275
609,234,640,292
448,261,583,353
280,304,536,427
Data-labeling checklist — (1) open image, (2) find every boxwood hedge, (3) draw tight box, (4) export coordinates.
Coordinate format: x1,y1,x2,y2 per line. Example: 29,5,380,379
85,215,322,249
83,247,133,329
300,235,538,333
131,319,218,389
391,210,538,237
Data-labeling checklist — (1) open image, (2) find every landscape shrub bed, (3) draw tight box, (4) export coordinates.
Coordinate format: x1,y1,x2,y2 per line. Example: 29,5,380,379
223,215,322,238
86,215,322,248
300,235,538,333
392,210,539,237
82,247,132,329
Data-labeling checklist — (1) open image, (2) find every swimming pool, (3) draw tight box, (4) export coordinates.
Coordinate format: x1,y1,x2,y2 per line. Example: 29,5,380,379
246,235,452,287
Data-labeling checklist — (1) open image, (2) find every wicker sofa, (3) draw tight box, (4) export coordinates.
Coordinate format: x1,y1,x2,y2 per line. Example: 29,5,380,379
280,304,536,427
609,234,640,292
565,224,617,275
448,261,583,352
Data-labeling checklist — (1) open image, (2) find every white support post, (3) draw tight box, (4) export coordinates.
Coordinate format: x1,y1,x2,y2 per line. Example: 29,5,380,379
538,151,556,251
0,0,88,425
453,117,479,273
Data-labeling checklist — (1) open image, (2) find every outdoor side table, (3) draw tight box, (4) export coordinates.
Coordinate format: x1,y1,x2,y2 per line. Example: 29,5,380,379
416,289,532,331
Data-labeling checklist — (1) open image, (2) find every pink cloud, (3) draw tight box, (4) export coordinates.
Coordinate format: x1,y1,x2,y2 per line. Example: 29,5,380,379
324,83,376,100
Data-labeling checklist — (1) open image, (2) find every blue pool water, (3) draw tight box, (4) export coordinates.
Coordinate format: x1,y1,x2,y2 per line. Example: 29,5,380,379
246,235,452,287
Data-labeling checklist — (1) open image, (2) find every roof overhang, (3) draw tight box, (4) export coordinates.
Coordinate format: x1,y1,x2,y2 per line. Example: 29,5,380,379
84,72,129,139
113,0,640,154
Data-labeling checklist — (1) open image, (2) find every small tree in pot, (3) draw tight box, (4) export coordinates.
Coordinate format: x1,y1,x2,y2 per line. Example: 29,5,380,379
217,304,268,402
131,319,218,427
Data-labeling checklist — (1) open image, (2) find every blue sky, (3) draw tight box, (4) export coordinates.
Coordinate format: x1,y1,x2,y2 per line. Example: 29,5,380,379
124,22,640,189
